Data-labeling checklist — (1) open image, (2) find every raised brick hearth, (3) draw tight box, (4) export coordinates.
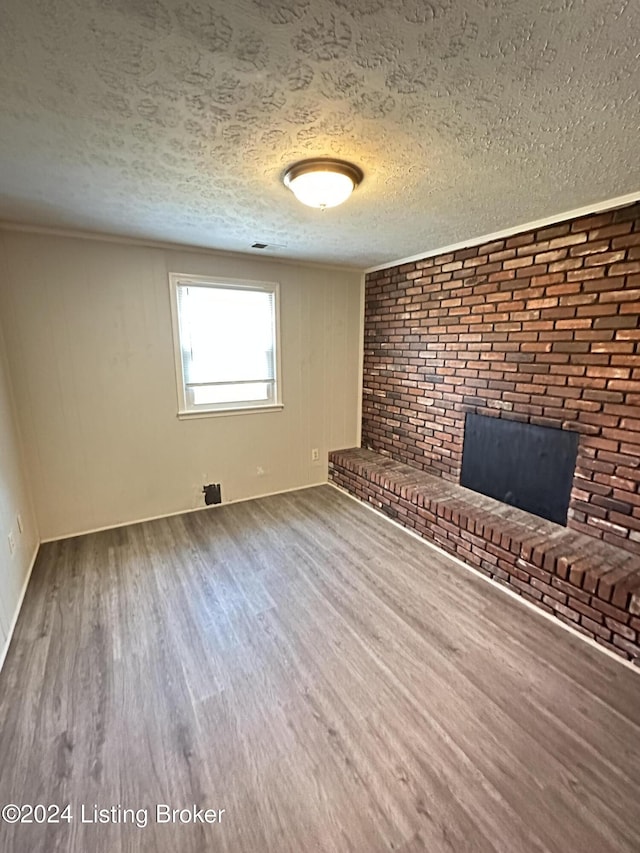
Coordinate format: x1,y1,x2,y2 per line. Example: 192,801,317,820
330,447,640,664
363,201,640,553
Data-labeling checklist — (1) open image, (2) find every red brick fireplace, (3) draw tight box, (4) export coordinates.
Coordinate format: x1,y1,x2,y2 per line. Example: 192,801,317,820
330,200,640,663
362,201,640,553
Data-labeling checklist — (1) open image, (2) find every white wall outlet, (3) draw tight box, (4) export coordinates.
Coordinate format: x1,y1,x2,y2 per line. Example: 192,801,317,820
8,532,16,556
16,513,23,534
311,448,320,462
257,465,265,476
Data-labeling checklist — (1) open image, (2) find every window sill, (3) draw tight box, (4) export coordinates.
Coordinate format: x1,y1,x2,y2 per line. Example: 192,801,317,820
177,404,284,420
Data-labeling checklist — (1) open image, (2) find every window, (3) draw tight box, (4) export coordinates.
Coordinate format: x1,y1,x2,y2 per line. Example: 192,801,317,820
169,274,281,417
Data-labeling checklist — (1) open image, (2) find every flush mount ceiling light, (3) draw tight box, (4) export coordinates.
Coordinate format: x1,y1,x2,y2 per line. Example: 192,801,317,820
283,158,363,209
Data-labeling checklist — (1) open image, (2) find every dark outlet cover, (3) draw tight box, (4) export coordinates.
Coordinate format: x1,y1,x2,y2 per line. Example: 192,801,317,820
203,483,221,506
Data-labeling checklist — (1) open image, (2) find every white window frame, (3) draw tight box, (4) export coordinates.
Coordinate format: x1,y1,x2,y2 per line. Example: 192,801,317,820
169,272,283,418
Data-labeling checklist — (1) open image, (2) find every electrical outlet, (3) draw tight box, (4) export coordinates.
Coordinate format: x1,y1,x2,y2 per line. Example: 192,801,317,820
311,448,320,462
16,513,23,534
8,532,16,556
257,466,265,476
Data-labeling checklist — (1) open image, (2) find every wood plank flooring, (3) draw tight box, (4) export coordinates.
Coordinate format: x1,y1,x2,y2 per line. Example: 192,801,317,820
0,484,639,852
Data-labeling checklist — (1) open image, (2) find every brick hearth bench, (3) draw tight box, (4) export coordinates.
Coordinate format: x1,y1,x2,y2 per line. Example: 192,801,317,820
329,447,640,664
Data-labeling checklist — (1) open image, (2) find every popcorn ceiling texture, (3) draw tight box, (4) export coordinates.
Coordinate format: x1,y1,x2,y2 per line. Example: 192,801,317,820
0,0,639,266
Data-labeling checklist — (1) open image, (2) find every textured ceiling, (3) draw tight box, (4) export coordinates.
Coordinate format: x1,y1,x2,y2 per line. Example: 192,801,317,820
0,0,638,267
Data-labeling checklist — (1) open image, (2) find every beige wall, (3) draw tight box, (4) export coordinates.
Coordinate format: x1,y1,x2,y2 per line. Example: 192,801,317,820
0,232,362,540
0,296,38,659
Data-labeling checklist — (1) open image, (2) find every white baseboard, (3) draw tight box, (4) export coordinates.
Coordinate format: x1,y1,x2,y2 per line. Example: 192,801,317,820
0,542,39,674
3,482,334,672
40,481,329,543
328,482,640,676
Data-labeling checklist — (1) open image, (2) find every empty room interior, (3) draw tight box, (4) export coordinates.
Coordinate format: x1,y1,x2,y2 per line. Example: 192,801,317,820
1,1,640,851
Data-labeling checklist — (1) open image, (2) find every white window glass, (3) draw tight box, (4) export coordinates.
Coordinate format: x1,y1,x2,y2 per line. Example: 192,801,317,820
170,275,281,415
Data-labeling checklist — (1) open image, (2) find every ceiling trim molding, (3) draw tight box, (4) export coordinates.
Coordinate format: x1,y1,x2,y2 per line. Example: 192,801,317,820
364,191,640,274
0,221,364,274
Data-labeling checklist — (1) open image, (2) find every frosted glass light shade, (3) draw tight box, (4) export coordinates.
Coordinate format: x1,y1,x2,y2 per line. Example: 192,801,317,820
284,159,363,209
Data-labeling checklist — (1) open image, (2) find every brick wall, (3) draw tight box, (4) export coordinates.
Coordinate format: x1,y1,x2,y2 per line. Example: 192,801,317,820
363,201,640,554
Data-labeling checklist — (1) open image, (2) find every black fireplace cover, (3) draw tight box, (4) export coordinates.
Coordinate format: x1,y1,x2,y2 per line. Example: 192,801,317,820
460,413,578,525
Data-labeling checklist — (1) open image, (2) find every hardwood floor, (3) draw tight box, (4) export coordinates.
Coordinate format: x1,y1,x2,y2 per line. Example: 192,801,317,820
0,484,638,852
